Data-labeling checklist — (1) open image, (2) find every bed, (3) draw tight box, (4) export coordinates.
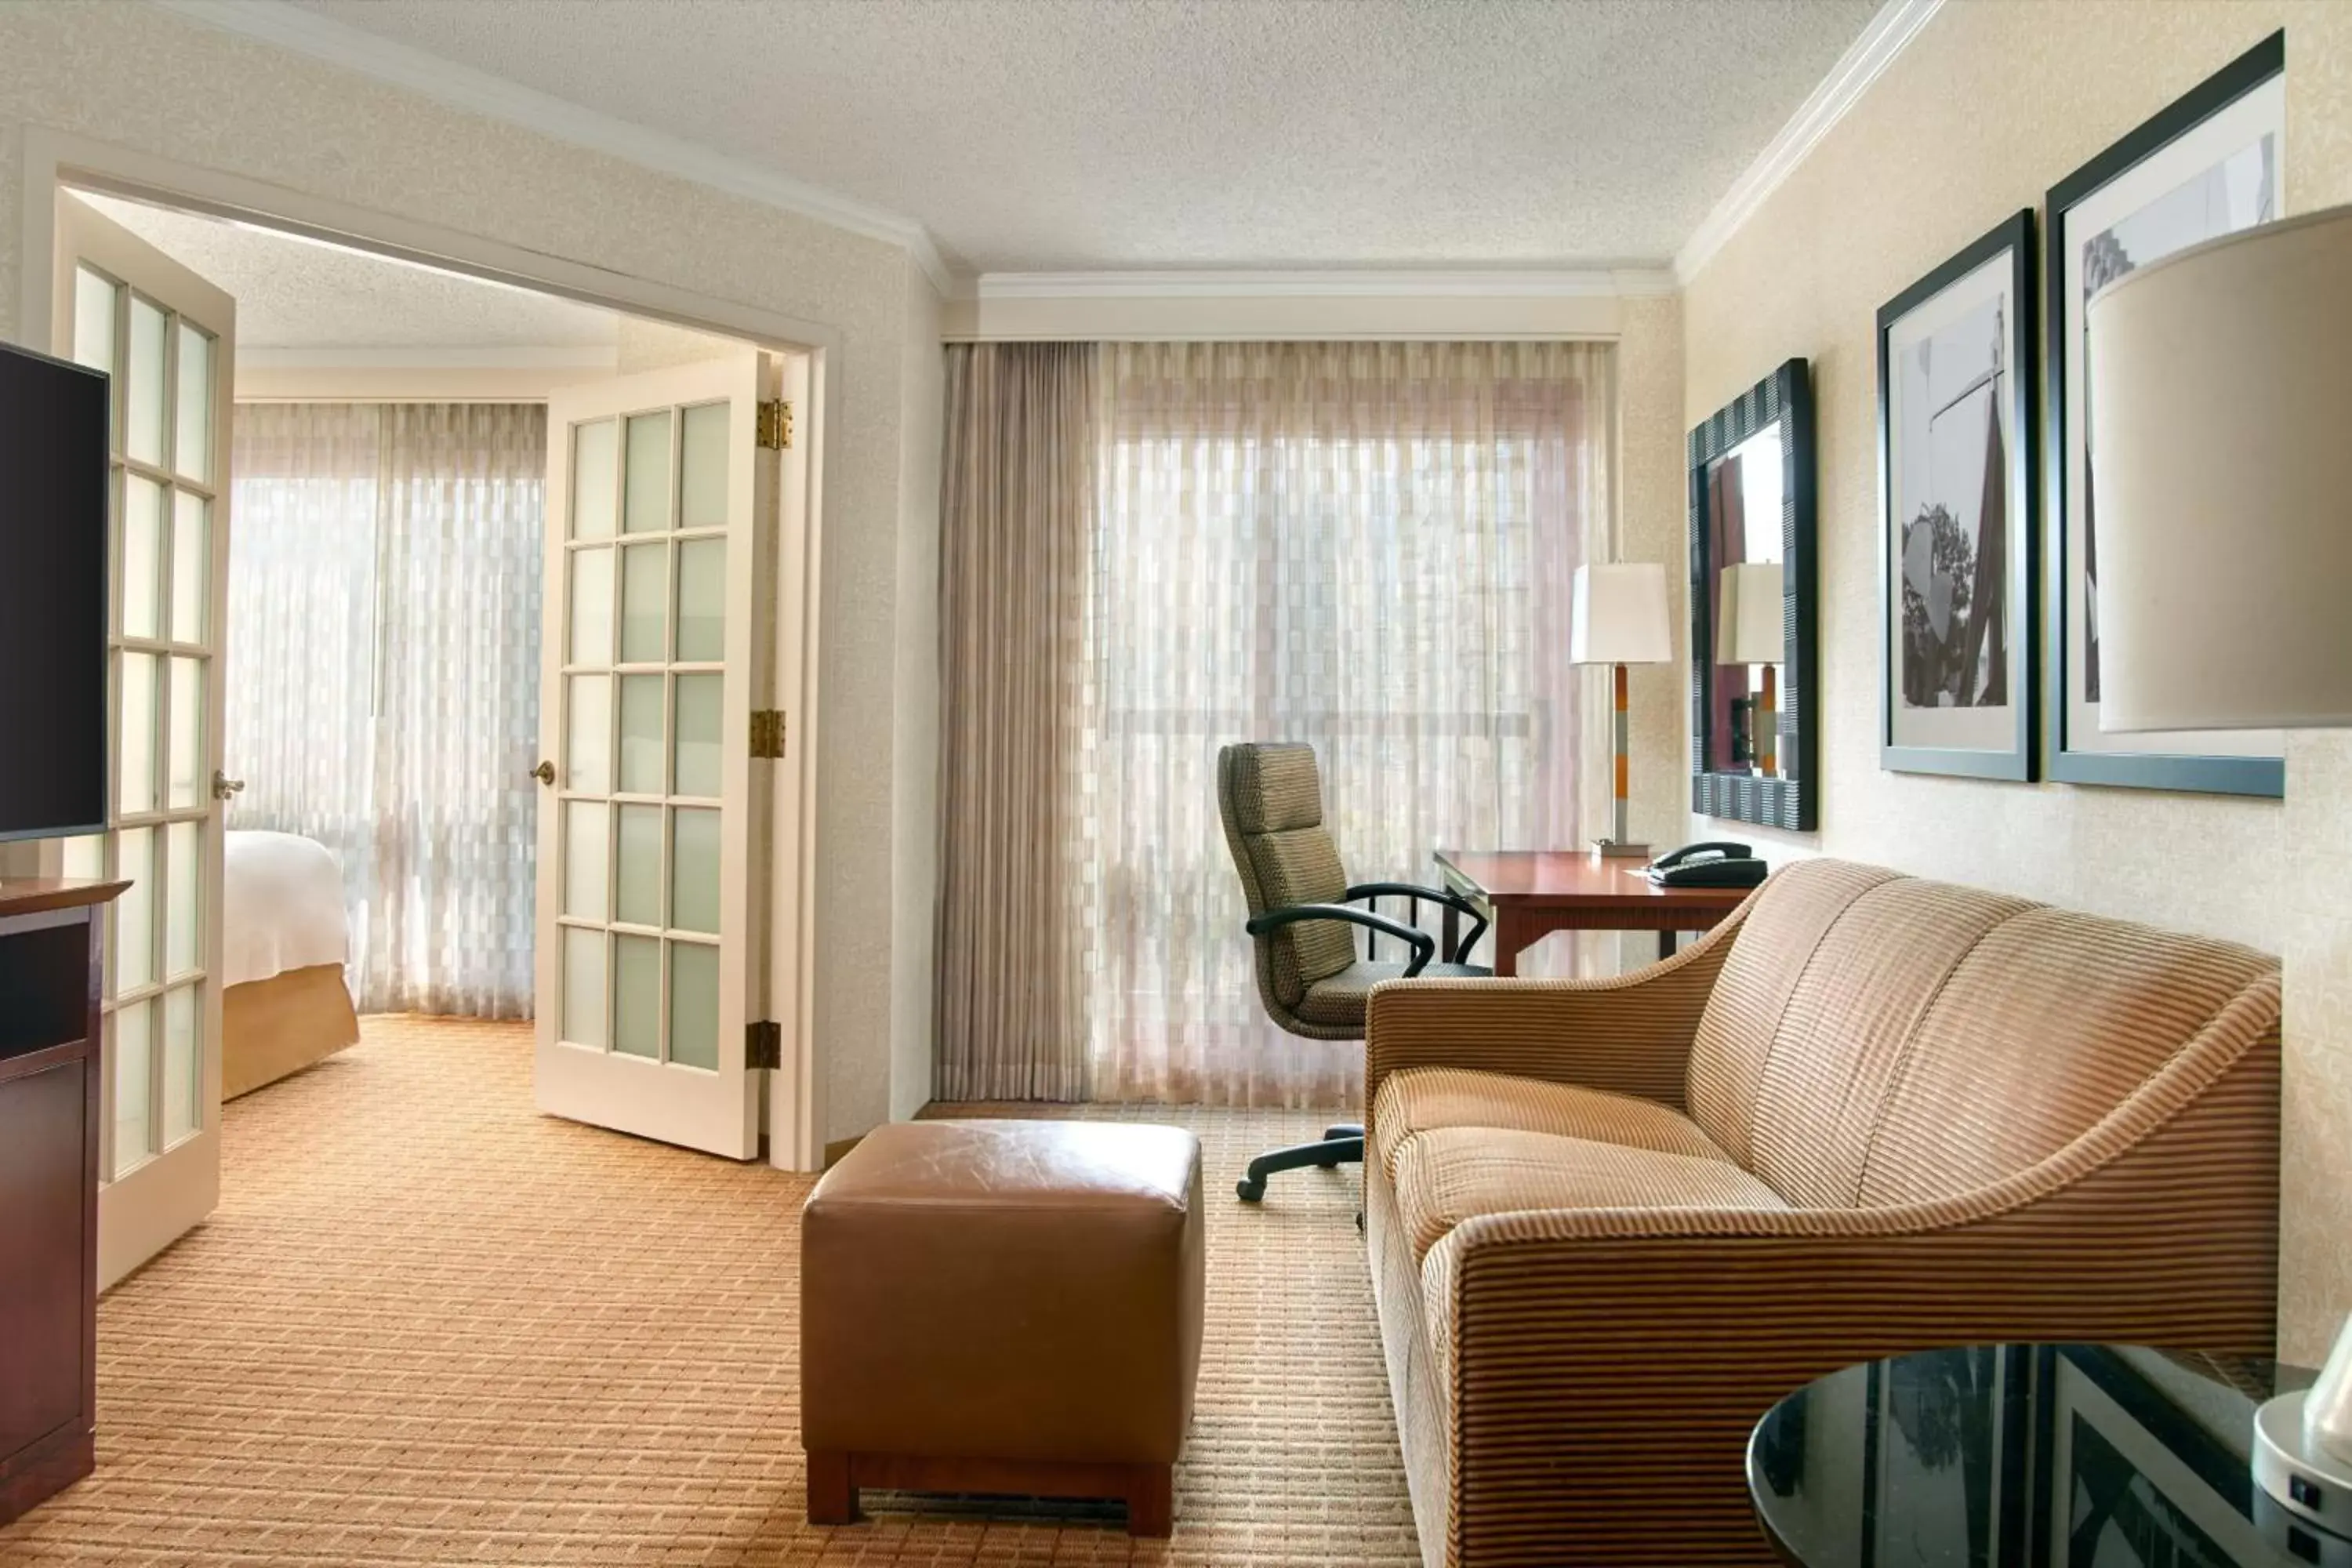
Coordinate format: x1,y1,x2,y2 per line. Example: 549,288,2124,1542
222,830,361,1099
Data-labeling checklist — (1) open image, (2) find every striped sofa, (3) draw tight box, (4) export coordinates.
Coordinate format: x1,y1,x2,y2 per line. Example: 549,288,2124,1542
1363,858,2283,1567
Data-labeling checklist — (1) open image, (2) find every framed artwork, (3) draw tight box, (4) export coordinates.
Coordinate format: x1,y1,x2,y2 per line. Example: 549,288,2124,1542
1878,210,2037,781
2045,31,2286,796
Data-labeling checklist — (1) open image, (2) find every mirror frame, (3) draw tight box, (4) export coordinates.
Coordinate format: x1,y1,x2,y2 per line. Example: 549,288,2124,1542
1687,357,1817,831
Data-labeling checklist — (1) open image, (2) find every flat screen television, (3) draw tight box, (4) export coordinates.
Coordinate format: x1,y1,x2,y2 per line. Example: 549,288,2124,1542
0,340,110,843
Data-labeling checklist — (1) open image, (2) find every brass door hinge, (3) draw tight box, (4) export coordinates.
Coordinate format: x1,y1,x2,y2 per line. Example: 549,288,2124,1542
750,709,788,759
746,1020,782,1071
757,399,793,451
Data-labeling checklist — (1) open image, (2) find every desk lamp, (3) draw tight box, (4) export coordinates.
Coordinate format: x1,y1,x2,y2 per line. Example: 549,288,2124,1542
1570,562,1672,858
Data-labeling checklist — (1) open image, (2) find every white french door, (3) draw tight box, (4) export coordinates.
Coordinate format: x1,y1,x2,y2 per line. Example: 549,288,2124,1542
52,197,234,1289
535,354,787,1160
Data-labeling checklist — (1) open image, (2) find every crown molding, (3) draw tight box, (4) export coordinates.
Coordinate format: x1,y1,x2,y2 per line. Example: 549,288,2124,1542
152,0,958,296
1674,0,1945,284
239,344,621,370
974,267,1679,302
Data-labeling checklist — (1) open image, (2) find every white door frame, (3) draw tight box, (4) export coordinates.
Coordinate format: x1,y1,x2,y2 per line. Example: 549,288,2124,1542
14,127,833,1171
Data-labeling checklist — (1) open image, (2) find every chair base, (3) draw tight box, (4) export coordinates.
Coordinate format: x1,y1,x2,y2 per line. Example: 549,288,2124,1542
1235,1125,1365,1201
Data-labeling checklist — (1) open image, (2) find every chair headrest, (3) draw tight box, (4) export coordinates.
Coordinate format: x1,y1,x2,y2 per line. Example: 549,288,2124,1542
1221,742,1326,835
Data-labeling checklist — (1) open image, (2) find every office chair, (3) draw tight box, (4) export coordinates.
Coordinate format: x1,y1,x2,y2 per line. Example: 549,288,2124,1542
1215,741,1490,1202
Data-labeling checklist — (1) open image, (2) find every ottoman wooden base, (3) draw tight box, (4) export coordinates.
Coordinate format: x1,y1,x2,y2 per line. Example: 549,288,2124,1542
806,1451,1173,1537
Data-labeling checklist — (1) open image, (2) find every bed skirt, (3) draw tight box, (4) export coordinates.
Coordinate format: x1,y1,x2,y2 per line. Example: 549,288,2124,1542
223,964,361,1101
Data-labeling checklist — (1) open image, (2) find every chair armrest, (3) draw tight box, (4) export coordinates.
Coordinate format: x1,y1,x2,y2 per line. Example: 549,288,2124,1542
1247,902,1436,977
1363,901,1748,1118
1345,881,1489,961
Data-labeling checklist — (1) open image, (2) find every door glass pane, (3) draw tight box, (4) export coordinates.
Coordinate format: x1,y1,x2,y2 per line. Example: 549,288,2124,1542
127,296,167,466
564,675,610,793
676,538,724,662
673,673,722,797
671,808,720,935
73,266,116,374
163,985,198,1147
568,546,613,666
115,827,155,994
165,821,199,977
619,675,665,794
175,323,212,482
623,411,673,533
669,942,719,1070
562,800,608,920
612,934,662,1058
114,1002,154,1178
615,804,663,927
572,419,618,541
167,656,202,809
619,544,668,663
119,652,159,815
561,926,608,1049
123,475,165,640
680,402,729,530
171,492,208,643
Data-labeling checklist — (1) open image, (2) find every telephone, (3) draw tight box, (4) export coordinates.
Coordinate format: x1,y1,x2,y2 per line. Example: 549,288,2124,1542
1646,841,1769,889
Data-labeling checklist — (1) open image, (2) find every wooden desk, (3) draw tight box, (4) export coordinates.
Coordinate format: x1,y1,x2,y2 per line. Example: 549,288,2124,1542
1434,850,1749,977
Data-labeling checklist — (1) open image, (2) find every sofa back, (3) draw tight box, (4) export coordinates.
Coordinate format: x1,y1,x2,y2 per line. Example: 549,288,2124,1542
1684,859,2280,1209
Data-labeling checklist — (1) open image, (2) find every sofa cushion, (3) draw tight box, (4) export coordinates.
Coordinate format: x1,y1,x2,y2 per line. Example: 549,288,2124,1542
1744,878,2034,1207
1298,960,1489,1028
1857,908,2278,1207
1370,1067,1732,1181
1684,860,1903,1165
1389,1127,1787,1264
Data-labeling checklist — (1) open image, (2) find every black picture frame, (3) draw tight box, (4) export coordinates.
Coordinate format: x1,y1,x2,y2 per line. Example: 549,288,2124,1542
2043,31,2286,797
1688,358,1816,831
1877,210,2038,782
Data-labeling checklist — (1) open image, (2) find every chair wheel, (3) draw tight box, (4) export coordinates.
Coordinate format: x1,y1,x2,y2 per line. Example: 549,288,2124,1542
1236,1176,1266,1202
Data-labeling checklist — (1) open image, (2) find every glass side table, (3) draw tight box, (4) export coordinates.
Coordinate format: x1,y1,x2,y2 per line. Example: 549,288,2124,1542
1748,1344,2347,1567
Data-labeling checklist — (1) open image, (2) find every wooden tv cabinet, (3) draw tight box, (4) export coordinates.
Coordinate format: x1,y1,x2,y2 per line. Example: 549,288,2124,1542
0,877,124,1526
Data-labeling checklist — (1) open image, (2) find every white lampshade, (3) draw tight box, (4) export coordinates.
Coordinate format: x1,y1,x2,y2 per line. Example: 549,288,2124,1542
1570,562,1671,666
1715,561,1784,666
2089,203,2352,731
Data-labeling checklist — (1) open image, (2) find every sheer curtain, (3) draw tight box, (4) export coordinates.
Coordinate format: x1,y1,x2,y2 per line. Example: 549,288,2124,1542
228,403,546,1017
1085,341,1609,1105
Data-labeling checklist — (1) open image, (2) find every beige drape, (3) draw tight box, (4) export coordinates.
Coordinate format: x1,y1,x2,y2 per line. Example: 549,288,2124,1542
935,339,1612,1107
933,344,1098,1100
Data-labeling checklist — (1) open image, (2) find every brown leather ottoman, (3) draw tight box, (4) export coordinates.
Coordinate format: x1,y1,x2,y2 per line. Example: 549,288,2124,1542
800,1119,1204,1537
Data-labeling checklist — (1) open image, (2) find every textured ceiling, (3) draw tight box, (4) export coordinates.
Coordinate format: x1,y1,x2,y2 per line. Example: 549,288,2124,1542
282,0,1884,274
78,192,620,350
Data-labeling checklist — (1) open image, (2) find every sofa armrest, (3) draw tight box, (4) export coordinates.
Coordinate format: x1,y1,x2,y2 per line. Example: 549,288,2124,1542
1363,900,1748,1122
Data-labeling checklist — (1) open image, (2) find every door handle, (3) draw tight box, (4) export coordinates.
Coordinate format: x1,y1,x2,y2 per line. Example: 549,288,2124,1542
211,770,245,801
532,760,557,786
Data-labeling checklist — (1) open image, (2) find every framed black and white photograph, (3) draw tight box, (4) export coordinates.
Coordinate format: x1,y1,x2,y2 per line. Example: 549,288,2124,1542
2045,31,2286,796
1879,210,2036,780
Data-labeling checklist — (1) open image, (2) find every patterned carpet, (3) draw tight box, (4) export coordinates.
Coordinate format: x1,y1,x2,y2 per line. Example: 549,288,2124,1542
0,1016,1420,1566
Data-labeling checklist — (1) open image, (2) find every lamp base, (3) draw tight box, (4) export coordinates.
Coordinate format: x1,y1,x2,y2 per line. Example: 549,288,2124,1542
1590,839,1651,860
2255,1388,2352,1540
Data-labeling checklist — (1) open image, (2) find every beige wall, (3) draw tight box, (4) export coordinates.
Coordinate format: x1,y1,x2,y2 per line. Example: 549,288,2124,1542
0,2,942,1148
1679,0,2352,1360
888,269,946,1120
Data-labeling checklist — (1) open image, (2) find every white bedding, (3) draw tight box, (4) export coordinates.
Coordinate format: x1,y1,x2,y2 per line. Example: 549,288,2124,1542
223,830,351,989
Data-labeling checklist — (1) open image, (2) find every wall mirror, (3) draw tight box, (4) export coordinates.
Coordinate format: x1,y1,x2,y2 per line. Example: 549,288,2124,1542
1688,358,1817,830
